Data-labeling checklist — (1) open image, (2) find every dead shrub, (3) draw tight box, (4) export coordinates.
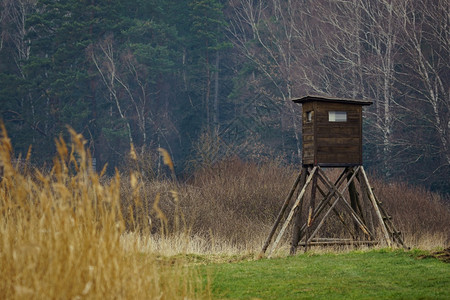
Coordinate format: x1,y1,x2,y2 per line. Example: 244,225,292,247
124,160,450,250
372,177,450,247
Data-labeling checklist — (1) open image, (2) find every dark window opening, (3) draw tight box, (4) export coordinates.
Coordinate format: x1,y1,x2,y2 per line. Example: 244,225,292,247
306,111,313,122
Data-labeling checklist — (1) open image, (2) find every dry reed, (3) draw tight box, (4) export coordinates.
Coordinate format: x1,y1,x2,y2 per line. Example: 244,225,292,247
1,121,448,297
131,159,449,254
0,126,208,299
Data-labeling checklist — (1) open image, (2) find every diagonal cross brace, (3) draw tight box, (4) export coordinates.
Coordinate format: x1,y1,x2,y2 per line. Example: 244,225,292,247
304,167,374,245
267,166,318,257
317,167,372,237
260,169,304,255
299,168,351,236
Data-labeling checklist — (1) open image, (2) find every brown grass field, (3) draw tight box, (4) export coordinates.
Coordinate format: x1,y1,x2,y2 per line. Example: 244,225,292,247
0,127,209,299
1,126,449,298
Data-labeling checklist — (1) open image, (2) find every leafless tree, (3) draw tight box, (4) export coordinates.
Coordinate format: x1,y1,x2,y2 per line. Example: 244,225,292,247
0,0,35,69
228,0,408,173
89,35,175,157
227,0,315,160
0,0,41,138
298,0,406,176
90,36,135,145
398,0,450,168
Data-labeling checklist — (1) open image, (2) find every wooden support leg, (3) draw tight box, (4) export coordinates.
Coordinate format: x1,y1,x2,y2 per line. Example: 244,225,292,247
296,169,349,242
267,166,318,258
357,171,375,235
260,168,305,255
289,167,308,255
360,167,392,247
347,167,366,238
368,185,408,249
266,165,402,254
304,173,318,252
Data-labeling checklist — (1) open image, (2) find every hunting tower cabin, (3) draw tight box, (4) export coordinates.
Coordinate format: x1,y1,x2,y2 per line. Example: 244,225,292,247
261,95,406,257
292,95,373,167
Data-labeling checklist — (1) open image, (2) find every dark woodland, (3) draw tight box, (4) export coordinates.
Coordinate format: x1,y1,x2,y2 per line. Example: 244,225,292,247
1,0,449,193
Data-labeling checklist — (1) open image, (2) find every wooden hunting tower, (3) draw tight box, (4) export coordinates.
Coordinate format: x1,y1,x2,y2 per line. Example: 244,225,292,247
261,95,406,257
293,95,373,167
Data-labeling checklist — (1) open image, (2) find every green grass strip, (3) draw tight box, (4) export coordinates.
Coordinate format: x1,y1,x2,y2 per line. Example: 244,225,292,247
204,249,450,299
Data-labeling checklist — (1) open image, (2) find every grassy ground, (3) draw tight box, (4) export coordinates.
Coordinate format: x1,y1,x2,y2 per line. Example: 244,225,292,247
203,249,450,299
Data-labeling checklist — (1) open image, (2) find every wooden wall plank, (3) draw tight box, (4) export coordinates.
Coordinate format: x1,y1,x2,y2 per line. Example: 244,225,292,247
300,100,364,166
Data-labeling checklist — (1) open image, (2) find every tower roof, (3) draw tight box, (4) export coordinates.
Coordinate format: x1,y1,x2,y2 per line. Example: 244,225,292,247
292,95,373,106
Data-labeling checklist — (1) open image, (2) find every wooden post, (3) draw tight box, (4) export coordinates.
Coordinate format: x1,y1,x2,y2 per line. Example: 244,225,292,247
303,173,318,252
347,168,365,237
357,171,375,235
289,166,308,255
267,166,317,258
260,169,304,255
360,167,392,247
264,164,404,254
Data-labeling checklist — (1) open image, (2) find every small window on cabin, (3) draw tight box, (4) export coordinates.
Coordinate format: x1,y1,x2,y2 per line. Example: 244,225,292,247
328,111,347,122
306,111,313,122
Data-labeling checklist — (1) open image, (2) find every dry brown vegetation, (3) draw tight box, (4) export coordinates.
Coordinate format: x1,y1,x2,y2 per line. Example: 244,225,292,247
127,158,450,253
371,178,450,248
0,127,208,299
1,126,449,298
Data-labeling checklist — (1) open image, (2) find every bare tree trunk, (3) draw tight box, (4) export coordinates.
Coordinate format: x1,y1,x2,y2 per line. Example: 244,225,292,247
227,0,304,160
205,41,211,130
399,0,450,166
90,38,134,145
213,50,220,129
306,0,400,176
1,0,38,136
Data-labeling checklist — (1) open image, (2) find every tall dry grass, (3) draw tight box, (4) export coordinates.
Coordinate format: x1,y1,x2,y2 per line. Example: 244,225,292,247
371,177,450,248
132,159,449,253
122,158,296,252
1,121,448,298
0,126,208,299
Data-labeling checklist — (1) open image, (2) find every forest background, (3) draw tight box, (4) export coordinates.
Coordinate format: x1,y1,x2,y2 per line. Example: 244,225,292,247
1,0,449,194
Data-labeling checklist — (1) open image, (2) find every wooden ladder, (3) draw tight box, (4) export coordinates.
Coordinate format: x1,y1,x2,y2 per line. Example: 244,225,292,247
372,190,408,249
